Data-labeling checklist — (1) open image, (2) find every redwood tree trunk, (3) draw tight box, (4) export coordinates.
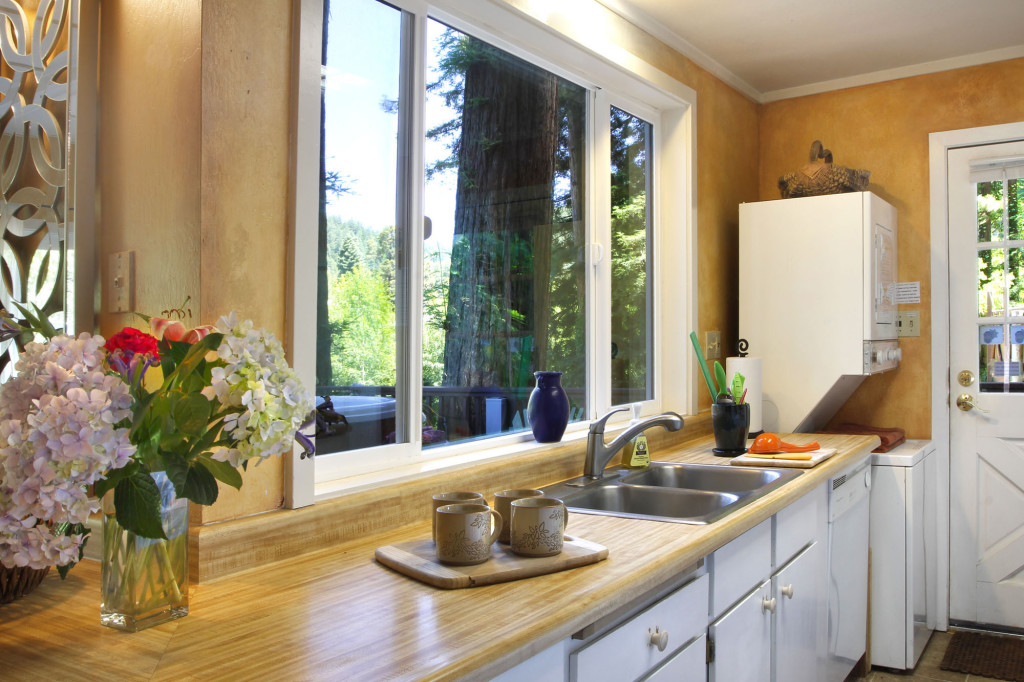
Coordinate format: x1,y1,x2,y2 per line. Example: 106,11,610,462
441,45,559,432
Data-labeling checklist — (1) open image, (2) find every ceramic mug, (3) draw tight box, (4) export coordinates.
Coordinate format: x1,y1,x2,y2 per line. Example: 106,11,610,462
432,491,485,541
492,489,544,544
434,503,502,565
510,497,568,557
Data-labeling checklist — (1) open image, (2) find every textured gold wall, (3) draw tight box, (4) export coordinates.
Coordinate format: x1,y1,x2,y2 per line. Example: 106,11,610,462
97,0,202,336
759,58,1024,438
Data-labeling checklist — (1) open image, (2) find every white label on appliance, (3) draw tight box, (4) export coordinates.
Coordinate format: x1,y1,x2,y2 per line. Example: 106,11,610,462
892,282,921,304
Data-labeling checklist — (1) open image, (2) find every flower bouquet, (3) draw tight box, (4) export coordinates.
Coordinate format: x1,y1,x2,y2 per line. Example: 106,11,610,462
0,303,313,627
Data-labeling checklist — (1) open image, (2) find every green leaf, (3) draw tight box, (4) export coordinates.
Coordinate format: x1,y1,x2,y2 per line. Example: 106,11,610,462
165,455,220,505
175,333,224,378
54,522,90,580
94,461,138,499
114,473,167,540
198,454,243,490
173,393,212,436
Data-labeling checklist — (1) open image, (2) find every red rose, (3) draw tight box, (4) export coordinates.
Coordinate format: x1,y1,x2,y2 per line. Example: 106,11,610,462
104,327,160,360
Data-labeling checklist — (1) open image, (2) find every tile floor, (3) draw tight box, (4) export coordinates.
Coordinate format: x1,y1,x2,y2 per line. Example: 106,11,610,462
863,630,1019,681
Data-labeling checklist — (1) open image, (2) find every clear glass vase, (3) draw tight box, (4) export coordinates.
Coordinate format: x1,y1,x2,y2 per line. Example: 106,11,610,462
100,471,188,631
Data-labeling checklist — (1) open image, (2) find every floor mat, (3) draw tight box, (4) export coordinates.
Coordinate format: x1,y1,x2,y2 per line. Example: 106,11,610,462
940,631,1024,681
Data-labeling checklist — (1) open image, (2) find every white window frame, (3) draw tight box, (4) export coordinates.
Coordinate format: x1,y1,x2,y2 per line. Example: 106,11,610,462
287,0,697,502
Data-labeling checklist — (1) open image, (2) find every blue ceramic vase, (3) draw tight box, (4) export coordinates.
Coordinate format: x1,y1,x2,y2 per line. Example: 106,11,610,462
527,371,570,443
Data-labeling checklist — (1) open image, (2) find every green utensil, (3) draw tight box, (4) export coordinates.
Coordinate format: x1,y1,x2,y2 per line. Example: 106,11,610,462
689,331,717,401
731,371,746,403
714,361,728,398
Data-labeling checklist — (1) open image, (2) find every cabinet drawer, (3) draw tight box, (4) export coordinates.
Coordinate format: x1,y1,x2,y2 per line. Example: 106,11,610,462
572,573,709,681
710,519,770,617
775,483,825,568
645,634,706,681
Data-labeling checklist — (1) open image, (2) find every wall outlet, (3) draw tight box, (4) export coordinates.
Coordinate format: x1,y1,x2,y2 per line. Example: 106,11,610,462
109,251,134,313
706,330,722,359
897,310,920,337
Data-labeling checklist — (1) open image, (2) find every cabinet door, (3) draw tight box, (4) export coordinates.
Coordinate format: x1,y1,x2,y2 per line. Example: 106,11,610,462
774,541,826,682
644,634,706,682
709,580,771,682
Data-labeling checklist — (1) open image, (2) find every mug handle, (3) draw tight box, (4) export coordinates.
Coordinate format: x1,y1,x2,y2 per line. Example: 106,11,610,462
487,510,503,545
560,504,569,533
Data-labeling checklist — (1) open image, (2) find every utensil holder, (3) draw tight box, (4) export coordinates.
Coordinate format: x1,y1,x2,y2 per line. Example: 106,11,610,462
711,403,750,456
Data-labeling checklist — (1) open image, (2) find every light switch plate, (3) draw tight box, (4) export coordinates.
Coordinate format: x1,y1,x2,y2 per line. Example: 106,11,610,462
897,310,920,337
706,330,722,359
109,251,134,313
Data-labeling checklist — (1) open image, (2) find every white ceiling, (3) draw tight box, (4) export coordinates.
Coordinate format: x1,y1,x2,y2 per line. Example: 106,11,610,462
597,0,1024,101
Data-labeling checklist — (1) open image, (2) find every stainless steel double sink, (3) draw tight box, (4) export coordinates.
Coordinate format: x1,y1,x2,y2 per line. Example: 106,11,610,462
540,462,802,525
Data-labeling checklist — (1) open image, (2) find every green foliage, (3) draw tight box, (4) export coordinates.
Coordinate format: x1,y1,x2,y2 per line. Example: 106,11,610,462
976,179,1024,313
114,472,167,541
327,264,396,387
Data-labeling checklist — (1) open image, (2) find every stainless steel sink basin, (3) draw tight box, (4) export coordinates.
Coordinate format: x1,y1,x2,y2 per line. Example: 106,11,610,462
540,461,801,525
619,462,793,494
558,484,741,524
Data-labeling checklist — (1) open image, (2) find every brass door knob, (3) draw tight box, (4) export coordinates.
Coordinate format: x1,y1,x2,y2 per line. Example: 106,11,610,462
956,394,988,412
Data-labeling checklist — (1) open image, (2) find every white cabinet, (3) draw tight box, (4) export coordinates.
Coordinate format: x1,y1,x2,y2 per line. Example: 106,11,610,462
773,541,826,682
645,634,706,681
709,580,772,682
491,640,568,682
708,483,828,682
570,572,709,681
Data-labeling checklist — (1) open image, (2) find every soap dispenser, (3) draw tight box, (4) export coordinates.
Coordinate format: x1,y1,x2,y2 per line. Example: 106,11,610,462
621,403,651,469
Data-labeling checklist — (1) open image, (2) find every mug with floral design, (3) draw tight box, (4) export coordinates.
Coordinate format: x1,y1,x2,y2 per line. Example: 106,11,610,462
433,503,502,565
509,497,568,557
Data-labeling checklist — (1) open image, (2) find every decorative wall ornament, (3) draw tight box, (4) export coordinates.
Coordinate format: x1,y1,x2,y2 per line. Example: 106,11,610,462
778,140,871,199
0,0,95,382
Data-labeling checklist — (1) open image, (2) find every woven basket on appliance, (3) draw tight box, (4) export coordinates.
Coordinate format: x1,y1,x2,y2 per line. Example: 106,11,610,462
0,564,50,605
778,140,870,199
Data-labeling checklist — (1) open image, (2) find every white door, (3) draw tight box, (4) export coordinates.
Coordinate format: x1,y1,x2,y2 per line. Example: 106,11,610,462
709,580,772,682
948,140,1024,628
774,541,825,682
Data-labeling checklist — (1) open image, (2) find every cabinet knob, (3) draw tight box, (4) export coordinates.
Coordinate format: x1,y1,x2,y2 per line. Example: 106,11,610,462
648,627,669,652
781,584,794,599
762,596,777,613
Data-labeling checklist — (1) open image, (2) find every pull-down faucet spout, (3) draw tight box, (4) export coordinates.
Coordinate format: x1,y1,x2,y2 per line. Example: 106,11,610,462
583,408,684,479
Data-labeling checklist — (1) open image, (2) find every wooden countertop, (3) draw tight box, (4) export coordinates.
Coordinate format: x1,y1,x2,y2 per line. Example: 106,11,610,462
0,434,878,681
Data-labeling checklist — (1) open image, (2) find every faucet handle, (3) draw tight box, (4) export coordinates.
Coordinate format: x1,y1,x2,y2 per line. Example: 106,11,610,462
590,407,630,434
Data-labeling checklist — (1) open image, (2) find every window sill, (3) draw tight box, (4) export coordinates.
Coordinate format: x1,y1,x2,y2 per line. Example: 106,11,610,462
313,424,594,501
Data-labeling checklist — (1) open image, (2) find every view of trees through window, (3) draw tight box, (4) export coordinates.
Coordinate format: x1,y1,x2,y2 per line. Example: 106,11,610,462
976,177,1024,389
315,0,652,453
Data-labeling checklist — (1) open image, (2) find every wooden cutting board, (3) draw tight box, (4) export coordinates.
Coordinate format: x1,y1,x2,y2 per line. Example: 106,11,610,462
375,535,608,589
729,448,837,468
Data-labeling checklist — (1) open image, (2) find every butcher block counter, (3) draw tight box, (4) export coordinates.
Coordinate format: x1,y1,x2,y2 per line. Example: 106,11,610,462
0,433,879,681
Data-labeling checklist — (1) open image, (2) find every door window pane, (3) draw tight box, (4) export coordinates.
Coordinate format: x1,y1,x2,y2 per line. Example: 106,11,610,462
315,0,402,454
421,20,587,447
1010,178,1023,240
977,180,1004,242
978,248,1005,317
610,106,653,404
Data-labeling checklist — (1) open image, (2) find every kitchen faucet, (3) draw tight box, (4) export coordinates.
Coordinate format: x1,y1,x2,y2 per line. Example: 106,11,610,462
583,408,684,479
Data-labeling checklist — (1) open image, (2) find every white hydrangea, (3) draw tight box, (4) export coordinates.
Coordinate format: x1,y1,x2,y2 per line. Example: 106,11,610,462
0,333,136,570
207,312,314,468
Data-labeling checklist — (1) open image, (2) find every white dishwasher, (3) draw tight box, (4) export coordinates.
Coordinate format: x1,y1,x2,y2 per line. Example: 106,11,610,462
825,456,872,682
